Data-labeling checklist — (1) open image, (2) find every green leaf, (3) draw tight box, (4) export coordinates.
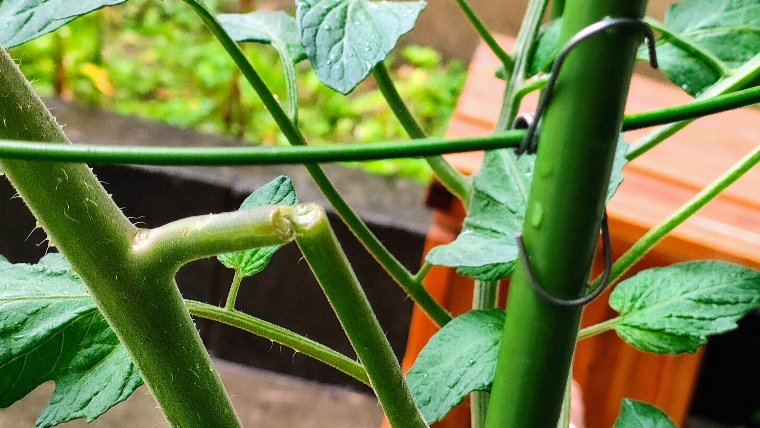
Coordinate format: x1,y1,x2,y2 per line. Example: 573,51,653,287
217,176,299,277
218,11,306,64
296,0,426,94
527,18,562,77
614,399,676,428
0,0,127,48
407,309,504,424
646,0,760,96
427,139,627,281
609,261,760,354
426,150,530,281
218,11,305,121
0,254,142,428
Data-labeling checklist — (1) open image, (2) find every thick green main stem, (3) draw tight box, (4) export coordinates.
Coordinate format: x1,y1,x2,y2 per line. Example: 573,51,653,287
288,205,427,428
0,49,241,427
485,2,647,427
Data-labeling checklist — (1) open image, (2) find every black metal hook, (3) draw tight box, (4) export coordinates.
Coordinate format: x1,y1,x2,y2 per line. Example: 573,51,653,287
515,17,659,155
511,17,657,307
517,211,613,307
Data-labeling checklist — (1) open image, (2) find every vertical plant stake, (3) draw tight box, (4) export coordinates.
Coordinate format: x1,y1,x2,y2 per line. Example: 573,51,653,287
2,0,760,427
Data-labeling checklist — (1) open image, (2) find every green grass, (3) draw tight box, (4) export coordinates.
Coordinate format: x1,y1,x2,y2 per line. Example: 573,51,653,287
10,0,467,183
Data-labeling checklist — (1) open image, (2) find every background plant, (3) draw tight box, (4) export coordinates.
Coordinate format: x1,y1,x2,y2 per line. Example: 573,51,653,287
1,0,760,427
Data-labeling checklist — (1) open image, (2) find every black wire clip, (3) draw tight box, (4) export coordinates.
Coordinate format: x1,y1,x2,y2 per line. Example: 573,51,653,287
513,17,659,308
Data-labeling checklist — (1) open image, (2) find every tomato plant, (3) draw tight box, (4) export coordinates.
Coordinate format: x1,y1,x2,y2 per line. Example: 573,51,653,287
1,0,760,427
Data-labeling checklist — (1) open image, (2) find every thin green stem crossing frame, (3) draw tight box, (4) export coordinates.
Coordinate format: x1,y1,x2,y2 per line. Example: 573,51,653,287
3,66,760,168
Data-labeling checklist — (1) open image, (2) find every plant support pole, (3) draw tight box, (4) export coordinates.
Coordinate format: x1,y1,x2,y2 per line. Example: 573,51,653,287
485,1,647,426
0,47,242,427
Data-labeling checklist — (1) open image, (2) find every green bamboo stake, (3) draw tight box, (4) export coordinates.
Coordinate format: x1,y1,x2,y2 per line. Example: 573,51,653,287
485,1,647,426
0,47,242,427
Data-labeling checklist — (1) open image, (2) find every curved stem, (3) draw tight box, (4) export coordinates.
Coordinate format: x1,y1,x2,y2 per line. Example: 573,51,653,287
576,317,620,341
453,0,514,72
507,76,549,121
185,300,370,385
373,63,471,205
628,52,760,160
643,17,726,79
183,0,451,326
286,204,427,428
0,132,522,166
495,0,550,131
595,143,760,289
225,270,245,311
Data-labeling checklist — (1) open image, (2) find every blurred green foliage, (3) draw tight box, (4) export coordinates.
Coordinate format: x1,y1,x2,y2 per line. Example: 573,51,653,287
10,0,466,182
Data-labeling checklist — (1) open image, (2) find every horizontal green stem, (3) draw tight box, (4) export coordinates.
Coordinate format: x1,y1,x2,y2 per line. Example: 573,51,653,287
623,85,760,131
373,63,472,205
0,132,522,166
628,52,760,160
644,17,726,79
185,300,370,385
3,85,759,167
596,143,760,288
576,316,621,341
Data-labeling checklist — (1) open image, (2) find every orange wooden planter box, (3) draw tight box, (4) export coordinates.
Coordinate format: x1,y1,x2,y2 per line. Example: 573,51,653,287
389,38,760,428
